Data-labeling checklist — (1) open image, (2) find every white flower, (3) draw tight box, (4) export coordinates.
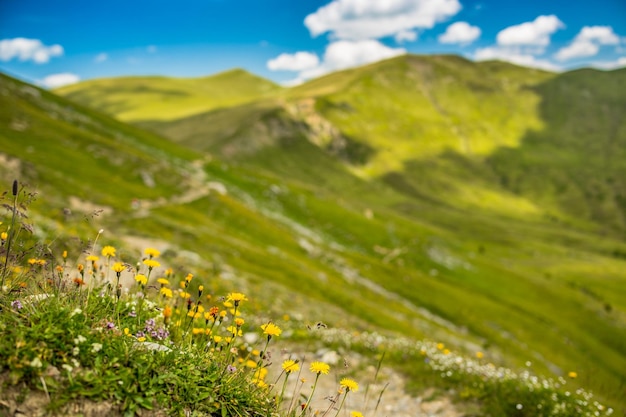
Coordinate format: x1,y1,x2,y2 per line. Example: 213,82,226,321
70,308,82,317
61,364,73,373
72,346,80,356
91,343,103,353
74,335,87,344
30,357,43,368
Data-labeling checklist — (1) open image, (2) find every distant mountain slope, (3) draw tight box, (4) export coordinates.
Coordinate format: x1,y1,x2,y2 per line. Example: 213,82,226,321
55,68,281,122
0,72,198,214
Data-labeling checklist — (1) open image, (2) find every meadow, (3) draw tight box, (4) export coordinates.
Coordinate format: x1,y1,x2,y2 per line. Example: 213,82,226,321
2,55,626,415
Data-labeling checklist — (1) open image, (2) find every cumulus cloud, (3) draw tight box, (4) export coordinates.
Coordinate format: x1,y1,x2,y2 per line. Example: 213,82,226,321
304,0,461,40
0,37,63,64
394,29,418,43
94,53,108,63
438,21,481,45
474,47,560,72
285,40,406,85
39,73,80,89
496,15,564,47
267,51,320,71
555,26,620,61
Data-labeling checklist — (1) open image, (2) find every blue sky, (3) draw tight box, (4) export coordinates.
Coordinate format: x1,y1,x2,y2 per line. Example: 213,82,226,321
1,0,625,88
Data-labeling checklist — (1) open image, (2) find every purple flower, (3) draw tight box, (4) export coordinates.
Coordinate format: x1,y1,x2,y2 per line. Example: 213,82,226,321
128,311,137,318
227,365,236,373
11,300,23,310
136,331,145,338
106,322,115,330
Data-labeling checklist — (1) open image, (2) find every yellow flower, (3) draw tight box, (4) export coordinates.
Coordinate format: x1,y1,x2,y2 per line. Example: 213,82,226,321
436,343,444,350
234,317,244,327
340,378,359,392
568,371,578,379
253,367,268,380
101,246,116,257
227,326,242,336
351,412,364,417
213,336,223,343
160,287,173,298
157,278,169,286
144,247,161,258
310,361,330,375
476,351,484,359
112,262,125,273
62,250,68,259
163,306,172,318
143,259,160,269
135,274,148,285
86,255,99,262
1,232,8,241
179,291,191,299
282,359,300,373
443,349,450,355
28,258,37,265
261,322,282,338
245,360,258,368
192,328,204,335
137,337,146,342
227,292,248,306
124,328,130,336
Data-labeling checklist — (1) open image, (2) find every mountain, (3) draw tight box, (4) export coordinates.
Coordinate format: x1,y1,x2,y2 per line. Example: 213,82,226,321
55,68,281,122
8,56,626,411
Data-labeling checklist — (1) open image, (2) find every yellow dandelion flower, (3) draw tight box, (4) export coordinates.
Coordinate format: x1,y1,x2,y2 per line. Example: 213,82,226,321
163,306,172,318
443,349,450,355
310,361,330,375
0,231,7,241
213,335,223,343
179,291,191,299
28,258,37,265
101,246,116,257
137,337,146,342
124,328,130,336
351,412,364,417
340,378,359,392
254,367,268,380
476,351,484,359
227,326,242,336
245,360,258,368
192,328,204,335
254,379,268,388
144,247,161,258
234,317,244,327
227,292,248,303
77,264,84,272
86,255,99,262
157,278,170,286
135,274,148,285
568,371,578,379
36,259,47,266
62,250,68,259
282,359,300,373
55,265,63,272
185,273,193,282
112,262,125,273
436,343,444,350
261,322,282,338
160,287,173,298
252,349,260,356
143,259,160,269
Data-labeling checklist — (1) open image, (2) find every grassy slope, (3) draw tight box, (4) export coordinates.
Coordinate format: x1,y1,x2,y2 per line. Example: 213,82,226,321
55,69,281,122
19,59,626,411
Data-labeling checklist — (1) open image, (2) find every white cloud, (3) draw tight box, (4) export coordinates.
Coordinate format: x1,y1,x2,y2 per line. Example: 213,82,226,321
438,21,481,45
590,56,626,70
555,26,620,61
39,73,80,89
496,15,564,47
267,51,320,71
0,37,64,63
94,53,108,63
394,29,418,43
304,0,461,40
474,47,560,72
287,40,406,85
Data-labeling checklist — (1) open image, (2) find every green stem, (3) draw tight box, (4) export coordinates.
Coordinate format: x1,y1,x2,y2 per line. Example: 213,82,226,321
1,184,19,287
299,373,321,417
332,392,348,417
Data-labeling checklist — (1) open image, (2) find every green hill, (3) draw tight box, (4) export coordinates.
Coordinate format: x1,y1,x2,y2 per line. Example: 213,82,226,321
7,56,626,414
55,68,281,122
